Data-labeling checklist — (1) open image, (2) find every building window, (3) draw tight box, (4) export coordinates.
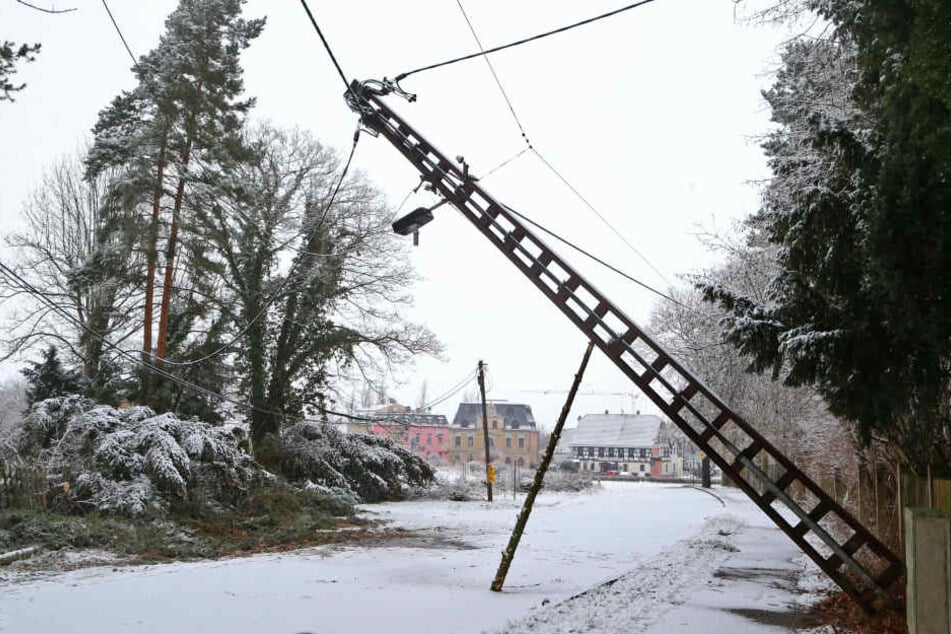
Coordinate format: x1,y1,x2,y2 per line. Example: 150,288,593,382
598,447,605,457
587,447,594,457
492,421,497,429
506,437,512,448
455,436,461,447
489,437,495,448
639,464,645,472
427,434,432,444
628,448,636,459
518,437,525,448
438,435,443,443
467,436,474,447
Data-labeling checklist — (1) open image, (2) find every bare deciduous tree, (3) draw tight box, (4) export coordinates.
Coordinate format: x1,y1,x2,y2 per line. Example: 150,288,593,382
1,150,140,381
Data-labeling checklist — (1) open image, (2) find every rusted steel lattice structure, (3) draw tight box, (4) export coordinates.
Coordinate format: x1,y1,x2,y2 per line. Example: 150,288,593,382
346,80,904,612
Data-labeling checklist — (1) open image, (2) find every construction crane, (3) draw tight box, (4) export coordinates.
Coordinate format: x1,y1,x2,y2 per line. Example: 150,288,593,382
344,79,903,613
521,389,639,415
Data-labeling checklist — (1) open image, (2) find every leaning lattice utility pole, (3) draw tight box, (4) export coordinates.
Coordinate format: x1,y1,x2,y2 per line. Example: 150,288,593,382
478,360,493,502
491,341,594,592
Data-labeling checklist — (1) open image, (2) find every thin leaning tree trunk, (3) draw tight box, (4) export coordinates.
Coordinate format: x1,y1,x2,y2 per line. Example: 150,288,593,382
491,341,594,592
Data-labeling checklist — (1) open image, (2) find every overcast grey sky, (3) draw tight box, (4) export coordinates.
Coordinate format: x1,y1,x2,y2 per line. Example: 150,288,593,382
1,0,792,427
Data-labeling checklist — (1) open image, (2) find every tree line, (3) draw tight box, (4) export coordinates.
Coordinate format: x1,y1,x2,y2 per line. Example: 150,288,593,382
650,0,950,544
1,0,437,462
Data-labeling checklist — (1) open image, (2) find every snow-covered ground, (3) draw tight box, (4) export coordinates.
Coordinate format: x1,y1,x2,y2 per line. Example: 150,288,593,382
0,482,830,633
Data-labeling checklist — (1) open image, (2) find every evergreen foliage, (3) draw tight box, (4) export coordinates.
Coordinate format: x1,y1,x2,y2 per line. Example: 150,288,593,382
0,41,40,101
85,0,265,403
5,1,436,488
704,1,951,472
21,346,84,406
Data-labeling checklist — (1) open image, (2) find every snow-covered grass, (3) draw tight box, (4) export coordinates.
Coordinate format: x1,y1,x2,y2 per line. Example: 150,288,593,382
0,482,830,633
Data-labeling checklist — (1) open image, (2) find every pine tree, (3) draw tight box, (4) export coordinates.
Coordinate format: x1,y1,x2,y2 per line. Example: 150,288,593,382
1,41,40,102
86,0,264,402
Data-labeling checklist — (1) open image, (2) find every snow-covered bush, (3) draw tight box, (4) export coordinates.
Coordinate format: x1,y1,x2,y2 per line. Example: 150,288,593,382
281,423,435,502
16,396,266,517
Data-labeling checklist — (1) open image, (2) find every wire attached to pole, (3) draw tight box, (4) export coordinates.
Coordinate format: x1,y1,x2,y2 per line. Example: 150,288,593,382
396,0,659,82
501,203,683,307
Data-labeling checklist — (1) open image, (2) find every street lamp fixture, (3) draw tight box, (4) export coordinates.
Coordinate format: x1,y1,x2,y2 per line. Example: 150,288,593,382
392,206,434,236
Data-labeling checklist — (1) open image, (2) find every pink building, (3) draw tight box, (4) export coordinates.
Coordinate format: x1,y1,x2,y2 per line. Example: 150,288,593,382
349,407,451,462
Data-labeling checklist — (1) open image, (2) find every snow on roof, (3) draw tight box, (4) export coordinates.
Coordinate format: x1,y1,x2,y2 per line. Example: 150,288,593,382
570,413,663,448
554,427,575,453
365,411,449,426
451,402,536,430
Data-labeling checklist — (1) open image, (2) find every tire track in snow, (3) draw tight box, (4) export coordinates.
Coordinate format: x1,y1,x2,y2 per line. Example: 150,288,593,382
494,513,745,634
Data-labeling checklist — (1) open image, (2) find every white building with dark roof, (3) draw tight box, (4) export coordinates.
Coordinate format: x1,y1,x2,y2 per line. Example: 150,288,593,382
569,412,682,476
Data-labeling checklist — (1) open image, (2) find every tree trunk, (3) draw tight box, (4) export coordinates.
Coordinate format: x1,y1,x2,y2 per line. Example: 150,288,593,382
155,143,191,359
141,140,167,394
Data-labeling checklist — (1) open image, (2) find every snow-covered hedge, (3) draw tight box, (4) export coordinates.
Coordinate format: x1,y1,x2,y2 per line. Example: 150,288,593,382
281,422,435,503
12,397,435,516
17,396,265,517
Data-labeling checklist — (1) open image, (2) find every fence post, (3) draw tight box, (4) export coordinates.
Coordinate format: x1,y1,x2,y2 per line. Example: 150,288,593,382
904,506,951,634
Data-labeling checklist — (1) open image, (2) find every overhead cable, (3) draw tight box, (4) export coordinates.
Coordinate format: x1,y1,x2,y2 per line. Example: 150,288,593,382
101,0,137,68
532,149,674,289
395,0,659,82
299,0,360,104
500,204,684,307
450,0,674,293
454,0,532,149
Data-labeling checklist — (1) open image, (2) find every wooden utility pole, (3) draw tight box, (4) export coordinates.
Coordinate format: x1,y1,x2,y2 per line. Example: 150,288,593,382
478,360,493,502
491,341,594,592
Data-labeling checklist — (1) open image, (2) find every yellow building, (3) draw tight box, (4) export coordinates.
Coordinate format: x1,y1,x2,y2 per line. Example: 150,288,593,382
448,402,539,468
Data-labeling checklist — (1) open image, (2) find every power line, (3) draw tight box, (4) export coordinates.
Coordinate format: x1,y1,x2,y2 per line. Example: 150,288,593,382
16,0,75,14
532,149,673,288
420,369,479,411
454,0,532,149
299,0,359,105
101,0,137,68
449,0,673,291
482,147,530,179
500,203,684,307
395,0,659,83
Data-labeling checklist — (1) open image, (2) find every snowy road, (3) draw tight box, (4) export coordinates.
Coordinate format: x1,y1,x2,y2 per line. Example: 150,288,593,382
0,483,823,633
